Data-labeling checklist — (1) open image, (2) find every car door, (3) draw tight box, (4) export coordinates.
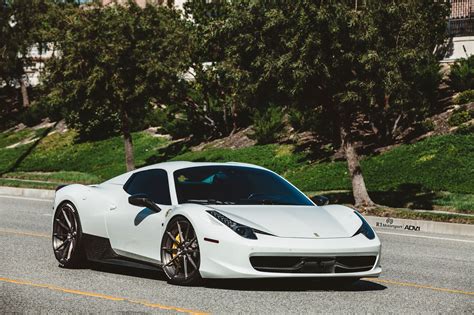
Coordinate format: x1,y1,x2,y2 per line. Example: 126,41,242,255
105,169,172,263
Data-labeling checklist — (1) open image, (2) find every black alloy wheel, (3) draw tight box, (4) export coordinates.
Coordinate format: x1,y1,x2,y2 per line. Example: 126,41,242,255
161,216,201,285
52,202,86,268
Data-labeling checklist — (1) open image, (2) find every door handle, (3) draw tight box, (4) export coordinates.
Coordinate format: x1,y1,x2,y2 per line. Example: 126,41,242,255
109,204,117,210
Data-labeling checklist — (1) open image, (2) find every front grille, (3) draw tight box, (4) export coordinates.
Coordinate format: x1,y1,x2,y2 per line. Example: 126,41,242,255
249,256,376,273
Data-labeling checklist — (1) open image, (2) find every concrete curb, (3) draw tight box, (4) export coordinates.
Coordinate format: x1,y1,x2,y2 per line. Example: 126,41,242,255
0,186,55,200
0,186,473,237
366,216,474,238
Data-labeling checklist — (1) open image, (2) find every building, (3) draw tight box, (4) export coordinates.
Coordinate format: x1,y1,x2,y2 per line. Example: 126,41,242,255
443,0,474,62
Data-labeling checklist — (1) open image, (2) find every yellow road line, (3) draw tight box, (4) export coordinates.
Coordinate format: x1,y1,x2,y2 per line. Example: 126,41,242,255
0,277,208,315
368,278,474,296
2,229,473,298
0,229,49,238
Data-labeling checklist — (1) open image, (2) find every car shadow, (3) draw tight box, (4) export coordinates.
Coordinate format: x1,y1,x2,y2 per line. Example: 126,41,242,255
203,278,387,292
89,262,167,281
88,263,386,292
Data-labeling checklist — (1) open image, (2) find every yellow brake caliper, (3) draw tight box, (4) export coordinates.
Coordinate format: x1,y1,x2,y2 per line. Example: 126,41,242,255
172,234,181,259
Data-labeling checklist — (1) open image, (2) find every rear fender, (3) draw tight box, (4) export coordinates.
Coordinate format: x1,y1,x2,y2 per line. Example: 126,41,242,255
54,184,111,238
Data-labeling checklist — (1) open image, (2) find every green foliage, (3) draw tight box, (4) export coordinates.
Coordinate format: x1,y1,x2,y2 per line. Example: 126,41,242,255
454,90,474,104
421,119,435,132
455,122,474,135
433,192,474,213
249,107,284,144
172,144,307,176
174,134,474,195
44,2,192,141
0,130,168,181
448,56,474,92
448,109,474,127
4,171,101,184
185,1,448,146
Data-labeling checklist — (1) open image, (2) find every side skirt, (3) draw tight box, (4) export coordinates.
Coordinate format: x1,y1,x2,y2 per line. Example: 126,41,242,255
82,234,162,271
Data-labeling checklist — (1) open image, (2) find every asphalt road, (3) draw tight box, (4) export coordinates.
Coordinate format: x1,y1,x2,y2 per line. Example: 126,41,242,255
0,195,473,314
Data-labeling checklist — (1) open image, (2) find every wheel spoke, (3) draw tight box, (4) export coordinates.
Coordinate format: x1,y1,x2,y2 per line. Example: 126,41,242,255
53,233,67,240
164,254,181,267
166,232,180,246
66,240,74,260
188,236,197,247
55,239,69,251
162,247,178,252
183,255,188,279
177,221,184,243
185,222,190,239
56,218,70,232
62,209,72,230
187,253,198,270
61,243,69,259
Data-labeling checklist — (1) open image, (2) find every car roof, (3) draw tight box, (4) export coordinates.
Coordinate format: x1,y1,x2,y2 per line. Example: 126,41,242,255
103,161,267,185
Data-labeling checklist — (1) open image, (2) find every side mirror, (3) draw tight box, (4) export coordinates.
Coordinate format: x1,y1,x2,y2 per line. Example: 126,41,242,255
128,193,161,213
311,195,329,206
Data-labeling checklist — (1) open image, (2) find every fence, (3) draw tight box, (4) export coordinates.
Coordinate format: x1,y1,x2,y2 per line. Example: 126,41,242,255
449,0,474,36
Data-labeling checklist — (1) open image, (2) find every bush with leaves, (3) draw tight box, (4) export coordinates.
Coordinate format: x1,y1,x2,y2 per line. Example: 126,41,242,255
454,89,474,104
250,107,284,145
448,109,474,127
448,56,474,92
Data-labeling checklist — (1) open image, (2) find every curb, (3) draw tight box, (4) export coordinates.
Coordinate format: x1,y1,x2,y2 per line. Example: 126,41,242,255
366,215,474,238
0,186,55,200
0,186,473,237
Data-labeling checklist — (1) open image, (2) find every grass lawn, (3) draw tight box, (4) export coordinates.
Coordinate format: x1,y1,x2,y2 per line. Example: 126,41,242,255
0,127,472,221
0,129,169,182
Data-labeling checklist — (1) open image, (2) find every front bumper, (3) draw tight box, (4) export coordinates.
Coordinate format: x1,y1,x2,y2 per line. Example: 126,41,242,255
198,231,382,279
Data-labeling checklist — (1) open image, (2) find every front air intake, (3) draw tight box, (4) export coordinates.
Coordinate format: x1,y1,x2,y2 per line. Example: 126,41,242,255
249,256,376,273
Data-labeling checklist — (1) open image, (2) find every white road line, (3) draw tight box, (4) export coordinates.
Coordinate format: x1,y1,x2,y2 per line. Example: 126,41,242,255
0,195,52,203
377,231,474,243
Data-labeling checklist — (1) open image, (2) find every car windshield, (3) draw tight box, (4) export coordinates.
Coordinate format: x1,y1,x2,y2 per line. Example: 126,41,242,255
174,166,313,206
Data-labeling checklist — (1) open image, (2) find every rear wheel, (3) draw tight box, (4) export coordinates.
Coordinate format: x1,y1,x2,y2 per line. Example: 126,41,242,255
52,202,87,268
161,216,201,286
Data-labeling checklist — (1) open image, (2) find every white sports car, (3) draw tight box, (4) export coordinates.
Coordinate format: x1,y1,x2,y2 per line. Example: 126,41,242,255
52,161,382,285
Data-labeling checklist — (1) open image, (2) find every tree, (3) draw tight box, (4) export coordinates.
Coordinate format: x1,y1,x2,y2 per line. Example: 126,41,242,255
274,1,448,207
187,0,449,208
45,2,192,171
0,0,53,108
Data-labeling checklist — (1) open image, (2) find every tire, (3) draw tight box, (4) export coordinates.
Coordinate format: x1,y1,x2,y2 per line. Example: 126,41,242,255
161,216,201,286
52,201,87,268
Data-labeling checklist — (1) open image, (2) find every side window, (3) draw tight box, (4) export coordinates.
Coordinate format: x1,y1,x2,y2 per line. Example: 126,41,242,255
124,169,171,205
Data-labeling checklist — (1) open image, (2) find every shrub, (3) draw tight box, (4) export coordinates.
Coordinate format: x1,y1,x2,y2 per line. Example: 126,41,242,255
456,122,474,135
448,109,473,127
454,89,474,104
249,107,285,144
421,119,435,132
448,56,474,92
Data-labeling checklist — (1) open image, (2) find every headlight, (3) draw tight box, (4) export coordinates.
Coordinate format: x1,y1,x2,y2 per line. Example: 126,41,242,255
207,210,266,240
353,211,375,240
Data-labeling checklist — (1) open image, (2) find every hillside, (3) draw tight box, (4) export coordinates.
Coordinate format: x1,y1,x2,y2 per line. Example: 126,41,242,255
0,121,472,223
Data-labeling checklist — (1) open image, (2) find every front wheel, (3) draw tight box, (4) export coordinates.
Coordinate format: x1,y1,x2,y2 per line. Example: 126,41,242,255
52,202,87,268
161,216,201,286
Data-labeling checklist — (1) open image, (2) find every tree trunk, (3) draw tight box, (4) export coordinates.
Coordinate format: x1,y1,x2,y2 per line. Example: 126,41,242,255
19,76,30,107
120,108,135,172
230,99,238,135
340,125,375,208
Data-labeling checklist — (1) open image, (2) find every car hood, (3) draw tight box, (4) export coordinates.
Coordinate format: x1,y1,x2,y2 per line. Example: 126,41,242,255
207,204,362,239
